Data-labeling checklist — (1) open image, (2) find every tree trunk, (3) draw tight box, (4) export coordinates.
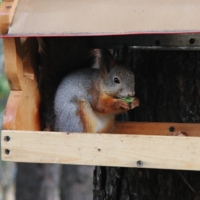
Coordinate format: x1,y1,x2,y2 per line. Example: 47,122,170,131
93,50,200,200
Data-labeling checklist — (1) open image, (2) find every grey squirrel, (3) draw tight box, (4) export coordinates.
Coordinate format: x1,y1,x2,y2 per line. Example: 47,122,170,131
38,37,139,132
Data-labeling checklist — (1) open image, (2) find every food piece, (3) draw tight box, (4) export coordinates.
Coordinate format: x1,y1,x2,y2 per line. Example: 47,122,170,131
121,97,134,103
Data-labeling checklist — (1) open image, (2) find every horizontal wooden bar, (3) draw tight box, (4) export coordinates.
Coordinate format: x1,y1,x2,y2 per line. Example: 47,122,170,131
2,129,200,170
115,122,200,136
91,34,200,50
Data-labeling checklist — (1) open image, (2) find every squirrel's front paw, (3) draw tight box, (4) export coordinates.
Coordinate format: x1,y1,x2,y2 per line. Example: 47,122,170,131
130,97,140,109
116,99,130,110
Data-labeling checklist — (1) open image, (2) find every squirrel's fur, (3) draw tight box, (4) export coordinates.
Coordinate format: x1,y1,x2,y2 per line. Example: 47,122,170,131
38,38,139,132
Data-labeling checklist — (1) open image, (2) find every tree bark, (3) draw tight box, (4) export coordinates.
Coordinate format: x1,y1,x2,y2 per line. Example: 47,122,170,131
93,50,200,200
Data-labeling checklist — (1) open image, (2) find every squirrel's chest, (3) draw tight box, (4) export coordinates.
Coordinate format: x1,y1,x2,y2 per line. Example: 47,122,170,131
79,101,114,133
93,113,114,133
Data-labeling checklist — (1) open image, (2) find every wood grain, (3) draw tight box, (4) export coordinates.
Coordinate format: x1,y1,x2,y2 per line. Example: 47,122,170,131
7,0,200,36
3,38,23,90
115,122,200,136
0,0,19,35
3,90,22,130
2,130,200,170
2,37,41,130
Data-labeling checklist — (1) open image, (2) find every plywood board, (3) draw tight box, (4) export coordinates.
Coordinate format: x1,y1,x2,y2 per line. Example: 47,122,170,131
7,0,200,36
2,130,200,170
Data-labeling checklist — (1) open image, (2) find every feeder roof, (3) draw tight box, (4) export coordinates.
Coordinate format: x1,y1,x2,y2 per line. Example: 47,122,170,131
4,0,200,36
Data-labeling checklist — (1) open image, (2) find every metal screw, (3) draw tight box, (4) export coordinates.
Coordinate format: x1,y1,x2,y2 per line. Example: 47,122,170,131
4,136,10,142
5,149,10,155
189,38,195,45
169,126,175,132
137,160,143,167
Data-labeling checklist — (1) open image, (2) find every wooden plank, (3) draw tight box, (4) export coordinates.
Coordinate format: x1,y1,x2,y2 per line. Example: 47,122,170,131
3,37,23,90
3,90,22,130
91,34,200,50
0,0,19,35
115,122,200,136
7,0,200,36
2,130,200,170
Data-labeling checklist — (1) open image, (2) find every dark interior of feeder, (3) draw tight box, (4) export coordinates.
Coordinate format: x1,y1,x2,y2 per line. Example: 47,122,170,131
126,50,200,123
37,35,200,125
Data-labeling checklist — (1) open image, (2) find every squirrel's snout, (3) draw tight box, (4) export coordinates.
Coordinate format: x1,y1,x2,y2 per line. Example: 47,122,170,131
124,91,135,98
127,91,135,97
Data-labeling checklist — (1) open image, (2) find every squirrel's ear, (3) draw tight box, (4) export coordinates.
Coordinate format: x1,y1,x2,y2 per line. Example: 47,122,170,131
122,44,130,65
100,49,114,73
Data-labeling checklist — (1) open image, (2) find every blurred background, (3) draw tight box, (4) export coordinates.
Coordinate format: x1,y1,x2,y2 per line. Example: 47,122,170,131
0,38,16,200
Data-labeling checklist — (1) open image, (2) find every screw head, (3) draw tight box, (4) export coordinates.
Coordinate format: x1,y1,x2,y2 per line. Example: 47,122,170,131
137,160,143,167
189,38,195,45
5,149,10,155
169,126,175,132
4,136,10,142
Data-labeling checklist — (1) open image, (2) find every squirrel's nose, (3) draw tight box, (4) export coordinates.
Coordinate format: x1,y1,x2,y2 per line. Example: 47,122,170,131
127,91,135,97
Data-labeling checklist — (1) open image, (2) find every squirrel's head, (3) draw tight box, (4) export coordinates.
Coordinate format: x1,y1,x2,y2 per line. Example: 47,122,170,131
99,46,135,99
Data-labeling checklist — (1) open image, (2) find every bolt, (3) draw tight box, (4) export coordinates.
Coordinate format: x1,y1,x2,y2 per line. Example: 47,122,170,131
137,160,143,167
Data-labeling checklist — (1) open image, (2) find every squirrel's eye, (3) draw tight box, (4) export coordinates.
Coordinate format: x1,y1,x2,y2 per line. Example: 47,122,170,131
114,77,120,84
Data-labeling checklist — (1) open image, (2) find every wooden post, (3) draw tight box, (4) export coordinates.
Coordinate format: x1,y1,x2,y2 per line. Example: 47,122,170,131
2,37,41,130
0,0,19,35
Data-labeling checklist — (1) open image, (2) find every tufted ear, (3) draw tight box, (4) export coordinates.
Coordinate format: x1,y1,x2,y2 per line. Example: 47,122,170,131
100,49,115,73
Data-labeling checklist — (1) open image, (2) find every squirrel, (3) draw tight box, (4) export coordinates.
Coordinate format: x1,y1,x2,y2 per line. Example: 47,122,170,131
38,37,139,133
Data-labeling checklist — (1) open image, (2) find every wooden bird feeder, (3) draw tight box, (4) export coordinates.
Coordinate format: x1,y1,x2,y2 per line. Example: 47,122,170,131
1,0,200,171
